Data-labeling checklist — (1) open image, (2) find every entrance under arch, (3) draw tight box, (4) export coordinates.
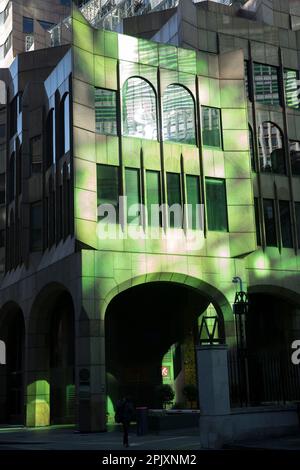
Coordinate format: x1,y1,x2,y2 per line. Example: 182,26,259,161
105,281,225,418
0,304,25,425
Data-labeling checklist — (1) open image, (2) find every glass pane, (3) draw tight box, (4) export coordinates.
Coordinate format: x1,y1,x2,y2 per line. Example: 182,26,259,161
263,199,277,246
202,107,221,148
279,201,293,248
23,17,34,34
167,173,182,228
253,63,280,106
290,141,300,176
97,164,119,221
258,122,285,174
205,178,228,232
295,202,300,249
254,198,261,245
30,202,42,251
95,88,117,136
30,135,42,173
162,85,196,145
123,78,157,140
284,69,299,109
125,168,141,225
64,94,70,154
186,175,200,230
249,126,255,171
146,170,161,227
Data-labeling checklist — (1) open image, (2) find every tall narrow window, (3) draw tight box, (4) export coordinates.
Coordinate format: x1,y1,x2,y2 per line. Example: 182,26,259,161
146,170,161,227
125,168,141,225
162,85,196,144
8,153,15,202
97,164,119,222
290,141,300,176
253,63,280,106
167,173,182,228
205,178,228,232
258,122,285,174
46,109,54,168
0,173,5,204
254,198,261,245
284,69,300,109
295,202,300,249
263,199,277,246
202,107,222,148
279,201,293,248
122,77,157,140
95,88,117,136
60,93,70,157
30,202,42,251
186,175,201,230
30,135,42,173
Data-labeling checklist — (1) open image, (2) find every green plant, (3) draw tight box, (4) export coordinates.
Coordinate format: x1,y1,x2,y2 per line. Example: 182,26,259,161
155,384,175,409
182,384,198,408
172,402,185,410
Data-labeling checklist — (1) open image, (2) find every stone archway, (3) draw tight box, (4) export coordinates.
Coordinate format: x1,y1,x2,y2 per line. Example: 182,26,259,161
0,302,25,425
104,273,232,416
27,283,75,427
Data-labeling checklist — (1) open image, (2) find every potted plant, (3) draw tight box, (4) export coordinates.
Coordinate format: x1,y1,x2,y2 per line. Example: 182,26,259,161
155,384,175,409
182,384,198,409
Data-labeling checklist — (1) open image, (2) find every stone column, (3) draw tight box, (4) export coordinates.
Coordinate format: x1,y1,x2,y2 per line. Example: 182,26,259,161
196,345,232,448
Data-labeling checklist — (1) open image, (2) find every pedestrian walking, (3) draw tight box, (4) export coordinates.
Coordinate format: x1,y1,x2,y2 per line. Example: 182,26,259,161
115,397,135,447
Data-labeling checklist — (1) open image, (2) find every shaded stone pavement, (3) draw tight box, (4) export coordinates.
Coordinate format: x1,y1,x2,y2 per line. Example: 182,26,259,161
0,425,300,450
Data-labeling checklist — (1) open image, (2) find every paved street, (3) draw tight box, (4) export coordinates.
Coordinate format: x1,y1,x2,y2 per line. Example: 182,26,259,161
0,425,300,451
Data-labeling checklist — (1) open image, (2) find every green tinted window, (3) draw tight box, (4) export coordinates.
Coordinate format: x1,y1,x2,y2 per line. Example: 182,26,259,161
263,199,277,246
163,85,196,145
284,69,299,109
125,168,141,225
205,178,228,231
97,164,119,221
202,107,222,148
186,175,200,230
146,170,161,227
295,202,300,249
254,197,261,245
167,173,182,228
253,63,280,106
95,88,117,136
279,200,293,248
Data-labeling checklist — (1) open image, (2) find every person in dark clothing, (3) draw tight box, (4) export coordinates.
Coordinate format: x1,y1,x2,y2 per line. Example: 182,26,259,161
115,397,135,447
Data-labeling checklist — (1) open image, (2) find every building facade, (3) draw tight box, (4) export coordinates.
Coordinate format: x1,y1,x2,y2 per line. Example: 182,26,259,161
0,1,300,435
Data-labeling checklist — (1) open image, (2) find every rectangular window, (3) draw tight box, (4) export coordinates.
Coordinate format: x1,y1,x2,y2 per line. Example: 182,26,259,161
0,124,5,139
95,88,117,136
30,202,42,251
295,202,300,249
186,175,201,230
244,61,249,98
125,168,141,225
253,63,280,106
202,106,222,148
30,135,42,173
97,164,119,222
263,199,277,246
0,172,5,204
9,96,17,137
290,140,300,176
4,32,12,57
146,170,161,227
284,69,299,109
279,200,293,248
205,178,228,232
254,198,261,245
23,17,34,34
167,173,182,228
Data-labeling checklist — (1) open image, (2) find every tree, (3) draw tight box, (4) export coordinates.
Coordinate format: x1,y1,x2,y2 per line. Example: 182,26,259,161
155,384,175,409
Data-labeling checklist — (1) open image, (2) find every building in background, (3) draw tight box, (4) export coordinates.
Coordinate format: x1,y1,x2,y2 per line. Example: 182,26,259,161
0,0,300,445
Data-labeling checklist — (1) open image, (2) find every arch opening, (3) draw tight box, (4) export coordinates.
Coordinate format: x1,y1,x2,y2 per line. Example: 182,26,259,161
0,304,25,425
105,280,225,420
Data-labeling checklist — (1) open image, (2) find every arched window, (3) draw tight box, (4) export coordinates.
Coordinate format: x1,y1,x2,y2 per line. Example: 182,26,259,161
162,84,196,145
122,77,157,140
249,125,255,171
258,122,285,174
59,93,70,157
46,109,55,168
